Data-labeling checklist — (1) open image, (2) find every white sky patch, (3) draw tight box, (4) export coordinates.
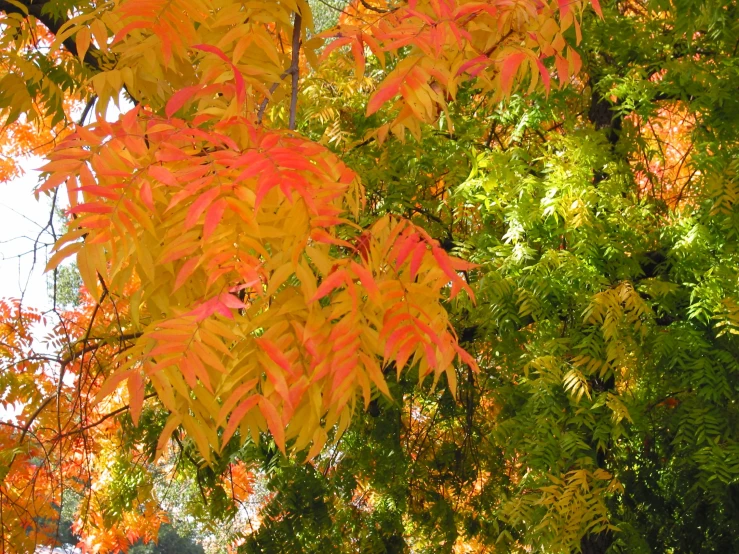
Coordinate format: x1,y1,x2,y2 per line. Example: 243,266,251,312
0,156,54,310
0,98,133,422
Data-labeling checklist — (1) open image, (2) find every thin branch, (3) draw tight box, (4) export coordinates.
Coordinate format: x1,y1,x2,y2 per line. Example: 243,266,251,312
289,10,302,131
58,331,141,371
55,393,157,440
256,70,291,124
78,96,97,126
18,395,56,443
359,0,390,13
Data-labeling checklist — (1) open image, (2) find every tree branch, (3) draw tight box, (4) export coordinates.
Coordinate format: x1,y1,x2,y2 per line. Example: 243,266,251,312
288,10,302,131
18,394,56,443
54,393,157,439
0,0,101,70
359,0,390,13
256,70,290,124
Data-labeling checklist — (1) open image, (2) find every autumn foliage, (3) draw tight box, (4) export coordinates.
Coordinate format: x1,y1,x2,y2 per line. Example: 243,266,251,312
0,0,613,551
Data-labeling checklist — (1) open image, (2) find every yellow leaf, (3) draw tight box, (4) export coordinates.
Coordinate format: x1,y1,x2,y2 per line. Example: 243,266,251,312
155,414,181,461
76,27,92,62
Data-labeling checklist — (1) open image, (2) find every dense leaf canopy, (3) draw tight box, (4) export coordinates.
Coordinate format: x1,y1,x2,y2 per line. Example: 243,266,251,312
1,0,738,552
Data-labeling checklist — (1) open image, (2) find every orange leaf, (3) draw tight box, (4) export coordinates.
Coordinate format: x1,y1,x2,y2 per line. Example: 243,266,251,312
555,54,569,85
149,165,178,186
350,261,381,302
217,378,259,425
93,369,134,404
174,257,200,291
139,181,155,210
500,52,527,96
259,397,285,454
432,247,475,301
367,74,403,115
155,415,181,461
127,371,145,425
257,337,293,374
221,396,260,446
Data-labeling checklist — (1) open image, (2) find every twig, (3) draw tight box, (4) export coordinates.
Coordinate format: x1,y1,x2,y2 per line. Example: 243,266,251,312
55,393,157,439
78,96,97,126
359,0,389,13
289,11,302,131
256,70,290,124
18,395,56,443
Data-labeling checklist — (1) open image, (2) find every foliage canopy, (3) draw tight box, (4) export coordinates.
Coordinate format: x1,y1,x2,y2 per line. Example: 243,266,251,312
1,0,738,552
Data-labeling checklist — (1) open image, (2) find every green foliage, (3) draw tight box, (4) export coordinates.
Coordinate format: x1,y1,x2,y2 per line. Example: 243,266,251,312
48,263,82,307
275,0,739,551
129,525,205,554
4,0,739,551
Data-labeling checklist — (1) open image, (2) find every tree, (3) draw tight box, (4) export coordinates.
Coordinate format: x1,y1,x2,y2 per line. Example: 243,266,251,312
2,0,738,552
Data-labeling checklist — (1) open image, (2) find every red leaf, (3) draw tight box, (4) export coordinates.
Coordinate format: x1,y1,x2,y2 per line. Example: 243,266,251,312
174,257,200,291
350,261,381,302
319,36,353,61
411,317,446,351
535,57,552,94
367,75,403,115
381,311,413,339
454,343,479,371
203,198,227,239
409,242,427,279
193,43,231,62
217,378,259,425
395,335,420,371
311,269,347,302
219,292,246,310
500,52,527,96
424,342,438,370
128,371,145,425
457,55,489,77
221,396,260,446
257,337,293,374
185,187,221,229
193,44,245,104
395,233,421,268
68,202,113,215
384,324,414,360
590,0,604,18
140,181,155,211
166,85,205,117
149,165,178,186
432,247,475,301
558,0,572,18
310,229,353,248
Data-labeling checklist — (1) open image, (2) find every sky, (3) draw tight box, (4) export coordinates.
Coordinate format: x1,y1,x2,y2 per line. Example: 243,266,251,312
0,100,132,307
0,100,130,421
0,155,56,311
0,156,54,420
